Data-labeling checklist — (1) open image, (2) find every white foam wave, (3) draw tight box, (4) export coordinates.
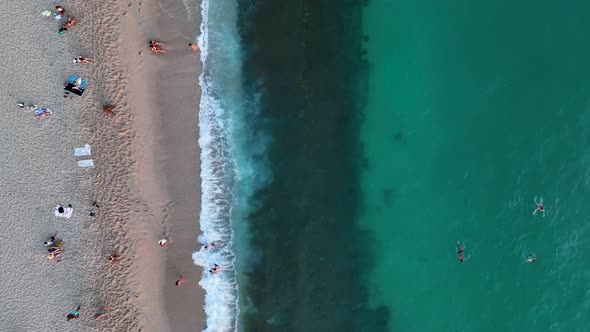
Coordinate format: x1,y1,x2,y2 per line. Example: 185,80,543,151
194,0,240,330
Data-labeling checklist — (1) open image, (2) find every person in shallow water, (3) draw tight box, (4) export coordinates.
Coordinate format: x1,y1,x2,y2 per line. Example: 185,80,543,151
533,197,545,217
456,241,465,262
209,264,220,274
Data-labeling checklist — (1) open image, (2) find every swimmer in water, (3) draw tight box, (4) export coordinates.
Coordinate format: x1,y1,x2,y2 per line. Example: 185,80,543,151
533,197,545,217
525,253,536,263
204,242,216,250
457,241,465,263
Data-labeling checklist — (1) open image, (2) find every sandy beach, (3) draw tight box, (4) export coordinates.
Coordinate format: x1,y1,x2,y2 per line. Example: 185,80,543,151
0,0,204,331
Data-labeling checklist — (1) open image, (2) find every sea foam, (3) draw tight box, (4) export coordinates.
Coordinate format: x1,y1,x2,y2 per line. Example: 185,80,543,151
193,0,270,330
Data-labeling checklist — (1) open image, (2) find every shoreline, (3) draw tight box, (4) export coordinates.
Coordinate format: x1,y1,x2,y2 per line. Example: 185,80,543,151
122,0,206,330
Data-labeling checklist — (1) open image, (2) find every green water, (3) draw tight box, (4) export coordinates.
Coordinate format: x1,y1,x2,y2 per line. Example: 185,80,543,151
361,1,590,331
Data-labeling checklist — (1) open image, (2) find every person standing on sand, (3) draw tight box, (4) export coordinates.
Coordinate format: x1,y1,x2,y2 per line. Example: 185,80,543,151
54,6,66,19
188,43,198,53
158,239,169,247
175,277,184,286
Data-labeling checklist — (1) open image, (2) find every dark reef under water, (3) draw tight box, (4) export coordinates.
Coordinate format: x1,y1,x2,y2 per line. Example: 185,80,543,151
237,0,389,331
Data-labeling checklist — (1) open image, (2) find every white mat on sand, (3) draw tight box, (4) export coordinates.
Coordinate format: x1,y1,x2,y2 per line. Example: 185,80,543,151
74,144,91,156
78,159,94,167
54,205,74,219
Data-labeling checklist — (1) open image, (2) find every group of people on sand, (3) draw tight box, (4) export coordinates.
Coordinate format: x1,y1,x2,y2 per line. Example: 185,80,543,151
66,306,105,321
52,6,78,35
456,197,545,263
150,40,199,54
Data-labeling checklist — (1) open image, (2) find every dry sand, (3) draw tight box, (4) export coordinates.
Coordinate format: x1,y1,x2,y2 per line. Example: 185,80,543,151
0,0,204,331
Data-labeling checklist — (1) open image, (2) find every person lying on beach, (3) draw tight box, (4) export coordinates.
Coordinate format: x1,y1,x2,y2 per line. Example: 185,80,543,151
175,277,184,286
457,241,465,263
158,239,169,247
150,40,166,47
59,16,78,33
151,46,167,54
55,204,74,218
533,197,545,217
94,307,105,319
109,254,121,264
103,105,115,114
209,264,220,274
66,306,80,321
149,40,167,54
188,43,198,53
44,233,58,246
48,246,63,259
73,56,94,64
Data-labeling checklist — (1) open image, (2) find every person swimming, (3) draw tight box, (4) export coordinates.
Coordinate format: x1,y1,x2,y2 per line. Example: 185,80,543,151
525,253,536,263
457,241,465,263
533,197,545,217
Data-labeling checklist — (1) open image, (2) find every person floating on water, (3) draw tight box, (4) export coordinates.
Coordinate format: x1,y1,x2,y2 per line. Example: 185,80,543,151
525,253,536,263
457,241,465,263
533,197,545,217
204,242,216,250
66,306,80,321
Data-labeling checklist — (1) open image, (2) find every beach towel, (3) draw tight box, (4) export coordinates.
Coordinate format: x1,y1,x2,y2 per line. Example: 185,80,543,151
74,144,91,156
78,159,94,167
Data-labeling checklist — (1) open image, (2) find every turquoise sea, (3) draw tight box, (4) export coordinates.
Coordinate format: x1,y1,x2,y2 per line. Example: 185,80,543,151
193,0,590,330
362,1,590,331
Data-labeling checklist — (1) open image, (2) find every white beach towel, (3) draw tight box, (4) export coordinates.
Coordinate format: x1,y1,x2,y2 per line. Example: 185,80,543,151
78,159,94,167
74,144,91,156
54,205,74,219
